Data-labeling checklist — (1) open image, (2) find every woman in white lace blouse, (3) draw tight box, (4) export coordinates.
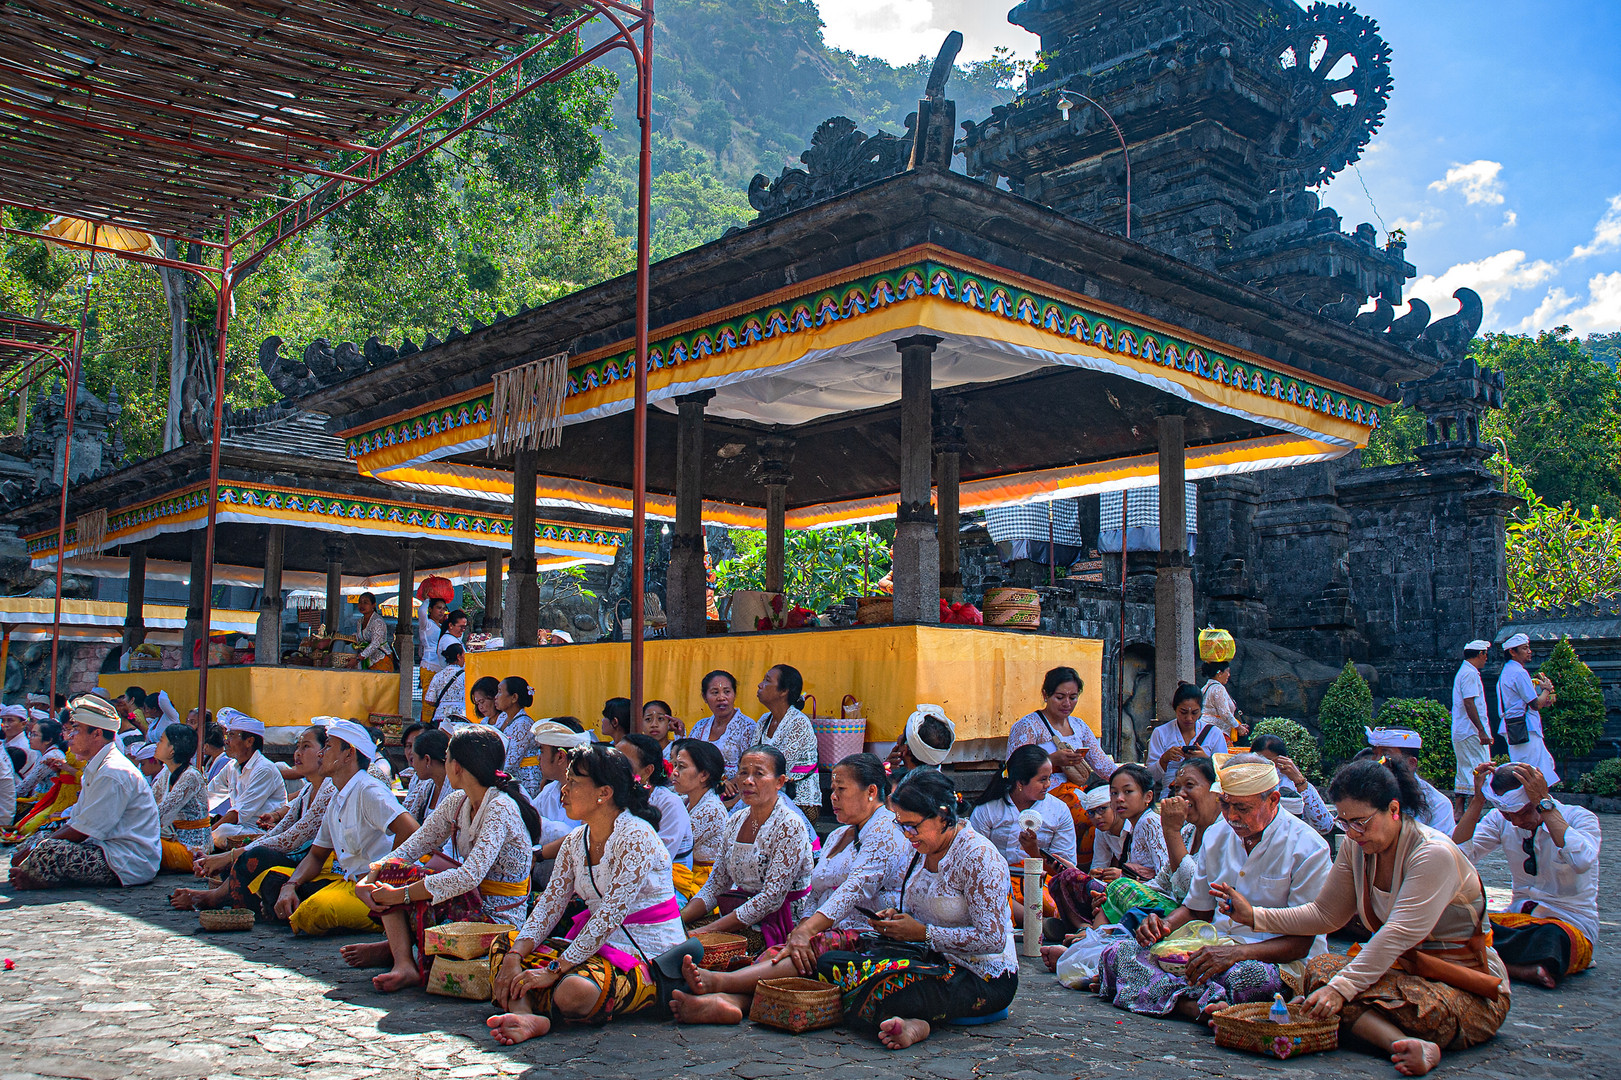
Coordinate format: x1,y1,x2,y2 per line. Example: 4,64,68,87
489,743,683,1045
669,738,729,901
352,727,541,993
815,769,1018,1048
494,677,541,797
682,745,814,951
754,665,820,814
671,753,911,1026
150,722,210,872
685,670,758,796
1008,666,1117,829
402,728,448,823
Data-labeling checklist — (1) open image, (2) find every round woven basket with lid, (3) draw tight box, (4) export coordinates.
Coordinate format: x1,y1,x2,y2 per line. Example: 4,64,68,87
1211,1001,1338,1059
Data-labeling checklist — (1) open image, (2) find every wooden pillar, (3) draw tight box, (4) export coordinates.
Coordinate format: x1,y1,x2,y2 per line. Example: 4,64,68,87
122,542,147,655
668,390,714,637
892,335,941,623
756,435,794,595
182,530,206,668
507,448,540,648
482,549,503,633
323,539,345,636
256,525,284,666
395,541,417,717
1154,409,1195,721
934,397,966,601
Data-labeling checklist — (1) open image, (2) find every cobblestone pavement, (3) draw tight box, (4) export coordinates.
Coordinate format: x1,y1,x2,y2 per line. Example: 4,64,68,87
2,820,1617,1080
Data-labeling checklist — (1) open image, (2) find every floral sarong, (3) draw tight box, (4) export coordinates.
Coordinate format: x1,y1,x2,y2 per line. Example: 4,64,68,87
1098,942,1292,1017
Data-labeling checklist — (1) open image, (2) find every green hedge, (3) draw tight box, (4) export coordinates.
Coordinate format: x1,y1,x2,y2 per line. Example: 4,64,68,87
1540,638,1606,759
1375,698,1455,788
1571,758,1621,798
1318,661,1373,769
1249,717,1323,783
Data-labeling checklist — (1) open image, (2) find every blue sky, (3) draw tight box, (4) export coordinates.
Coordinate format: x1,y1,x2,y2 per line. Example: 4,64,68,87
817,1,1621,335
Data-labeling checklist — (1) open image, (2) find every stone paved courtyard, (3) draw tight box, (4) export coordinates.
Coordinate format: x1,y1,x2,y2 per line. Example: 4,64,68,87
2,823,1617,1080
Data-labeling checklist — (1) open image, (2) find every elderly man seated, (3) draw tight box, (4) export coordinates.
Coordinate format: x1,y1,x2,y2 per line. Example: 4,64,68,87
10,696,160,890
1096,752,1331,1024
1454,761,1600,988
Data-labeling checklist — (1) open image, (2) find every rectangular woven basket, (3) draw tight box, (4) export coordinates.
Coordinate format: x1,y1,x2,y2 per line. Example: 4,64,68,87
748,977,843,1033
424,921,516,960
426,956,493,1001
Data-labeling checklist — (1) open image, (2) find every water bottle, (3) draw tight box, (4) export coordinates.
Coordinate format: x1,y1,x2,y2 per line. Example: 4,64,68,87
1269,992,1291,1025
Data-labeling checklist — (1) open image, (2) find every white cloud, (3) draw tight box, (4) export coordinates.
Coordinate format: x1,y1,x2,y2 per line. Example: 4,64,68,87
1572,193,1621,259
1512,273,1621,335
1428,160,1507,206
1390,208,1443,234
817,0,1039,64
1407,249,1558,330
1503,210,1518,228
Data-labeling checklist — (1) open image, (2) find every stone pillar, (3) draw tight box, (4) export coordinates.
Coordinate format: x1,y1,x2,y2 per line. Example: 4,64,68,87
892,336,941,623
481,549,503,634
323,539,344,636
122,543,147,655
256,525,284,666
395,541,417,717
182,530,207,668
755,436,795,595
1154,410,1195,720
934,397,966,600
668,390,715,638
506,448,540,648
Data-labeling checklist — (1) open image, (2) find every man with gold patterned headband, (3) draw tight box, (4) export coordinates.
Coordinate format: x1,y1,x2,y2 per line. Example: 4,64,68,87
1096,752,1330,1025
1454,761,1600,989
10,695,160,890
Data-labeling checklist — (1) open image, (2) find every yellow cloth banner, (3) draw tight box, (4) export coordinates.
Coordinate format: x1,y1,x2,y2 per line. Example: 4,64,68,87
101,667,399,728
465,625,1102,745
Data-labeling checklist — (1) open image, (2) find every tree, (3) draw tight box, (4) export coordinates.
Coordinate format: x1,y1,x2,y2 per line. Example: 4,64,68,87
714,526,891,613
1249,717,1322,781
1506,496,1621,613
1479,329,1621,517
1317,661,1373,769
1539,638,1606,760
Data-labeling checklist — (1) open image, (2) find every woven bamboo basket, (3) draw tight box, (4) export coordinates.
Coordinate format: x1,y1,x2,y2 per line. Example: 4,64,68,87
197,908,255,932
424,921,516,960
1212,1002,1339,1059
697,931,749,970
854,596,893,626
982,587,1041,629
748,977,843,1033
426,956,493,1001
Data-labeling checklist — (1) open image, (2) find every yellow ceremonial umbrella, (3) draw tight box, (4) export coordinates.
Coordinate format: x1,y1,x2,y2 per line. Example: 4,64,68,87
40,215,157,256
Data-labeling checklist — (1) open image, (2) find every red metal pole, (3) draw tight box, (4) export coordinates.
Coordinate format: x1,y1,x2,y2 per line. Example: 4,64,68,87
48,263,92,707
628,3,654,714
196,212,233,766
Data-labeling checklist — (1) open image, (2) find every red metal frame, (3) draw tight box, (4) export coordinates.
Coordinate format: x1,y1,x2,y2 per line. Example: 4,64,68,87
3,1,656,724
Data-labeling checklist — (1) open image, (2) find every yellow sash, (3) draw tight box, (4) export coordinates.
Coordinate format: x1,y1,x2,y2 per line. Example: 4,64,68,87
172,818,211,830
479,877,531,897
518,756,541,768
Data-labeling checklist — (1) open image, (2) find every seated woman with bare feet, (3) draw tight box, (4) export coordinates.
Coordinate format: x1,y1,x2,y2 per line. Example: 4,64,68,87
1219,757,1509,1077
487,742,682,1045
680,745,814,954
342,727,539,991
670,752,911,1025
170,724,333,915
813,769,1018,1049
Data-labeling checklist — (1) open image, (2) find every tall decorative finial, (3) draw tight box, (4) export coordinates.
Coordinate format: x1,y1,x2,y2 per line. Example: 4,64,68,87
925,32,963,101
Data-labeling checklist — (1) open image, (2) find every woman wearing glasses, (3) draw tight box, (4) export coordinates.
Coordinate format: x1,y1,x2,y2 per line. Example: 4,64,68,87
1212,756,1508,1078
811,769,1017,1049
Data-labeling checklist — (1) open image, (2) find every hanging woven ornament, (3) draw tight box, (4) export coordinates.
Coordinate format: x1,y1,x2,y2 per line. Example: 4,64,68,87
490,351,569,456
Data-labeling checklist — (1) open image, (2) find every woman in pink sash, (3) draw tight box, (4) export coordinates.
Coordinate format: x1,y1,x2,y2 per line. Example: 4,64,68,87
681,745,814,954
755,666,821,815
488,743,682,1044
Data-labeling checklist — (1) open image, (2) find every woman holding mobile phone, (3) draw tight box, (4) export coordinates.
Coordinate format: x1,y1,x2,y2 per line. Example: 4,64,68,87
671,753,910,1025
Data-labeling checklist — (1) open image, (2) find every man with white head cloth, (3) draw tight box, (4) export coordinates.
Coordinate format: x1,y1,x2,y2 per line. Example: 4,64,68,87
10,696,160,889
884,704,955,784
1451,639,1493,813
2,703,35,778
1364,727,1454,835
1098,752,1331,1024
1454,761,1600,988
1496,632,1559,785
211,709,289,848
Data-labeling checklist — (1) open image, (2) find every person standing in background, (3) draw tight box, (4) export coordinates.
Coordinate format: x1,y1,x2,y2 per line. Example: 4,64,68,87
1451,640,1493,817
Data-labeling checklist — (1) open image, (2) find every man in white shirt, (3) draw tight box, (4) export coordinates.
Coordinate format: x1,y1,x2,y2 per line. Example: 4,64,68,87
1455,761,1600,988
1363,727,1454,836
11,695,160,889
275,719,417,936
529,719,591,888
1496,632,1560,785
1112,753,1330,1023
1451,640,1493,813
211,709,289,849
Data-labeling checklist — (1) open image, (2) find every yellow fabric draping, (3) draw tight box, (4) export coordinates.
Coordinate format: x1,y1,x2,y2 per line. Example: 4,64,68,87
463,625,1103,746
99,668,398,729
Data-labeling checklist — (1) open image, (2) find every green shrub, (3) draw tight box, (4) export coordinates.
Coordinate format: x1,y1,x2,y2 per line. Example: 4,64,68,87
1376,698,1455,788
1318,661,1373,769
1540,638,1606,759
1249,717,1323,782
1571,758,1621,798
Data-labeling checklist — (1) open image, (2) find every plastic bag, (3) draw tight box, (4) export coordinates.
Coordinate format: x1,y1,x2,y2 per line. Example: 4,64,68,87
1054,926,1136,989
1148,919,1236,974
